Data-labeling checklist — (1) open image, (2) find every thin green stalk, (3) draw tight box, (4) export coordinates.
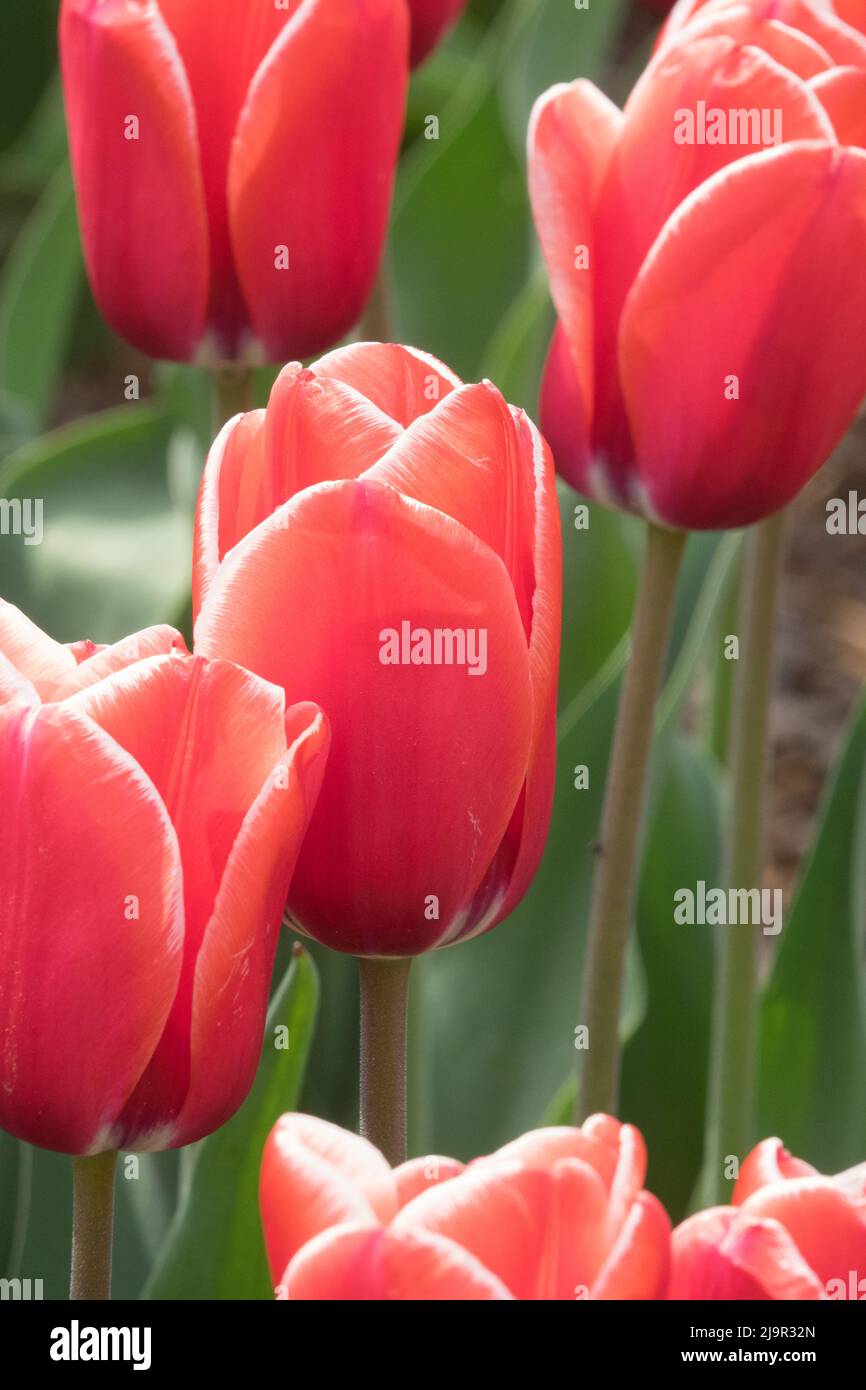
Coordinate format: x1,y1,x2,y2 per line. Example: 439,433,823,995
576,523,688,1120
359,257,394,343
703,512,786,1202
70,1151,117,1301
358,957,412,1166
212,363,253,432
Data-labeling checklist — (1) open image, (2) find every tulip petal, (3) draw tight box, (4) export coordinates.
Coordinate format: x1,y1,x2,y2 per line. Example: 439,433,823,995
0,598,77,698
0,653,39,707
312,342,461,428
64,653,296,1144
193,410,267,616
365,393,560,940
165,703,329,1149
284,1224,514,1300
489,1125,618,1190
393,1156,465,1208
669,1207,825,1299
59,0,209,360
57,625,187,698
662,5,837,78
196,479,533,956
260,1114,398,1283
734,1137,818,1203
363,382,537,632
0,702,183,1153
810,66,866,146
592,1191,672,1299
155,0,290,349
743,1177,866,1287
395,1157,612,1299
228,0,409,360
408,0,466,67
621,142,866,529
528,80,623,478
193,369,401,614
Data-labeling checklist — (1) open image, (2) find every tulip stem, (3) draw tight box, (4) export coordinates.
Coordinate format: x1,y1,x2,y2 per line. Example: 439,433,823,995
212,363,253,430
358,956,412,1165
360,258,394,344
703,511,786,1203
576,522,687,1120
69,1151,117,1301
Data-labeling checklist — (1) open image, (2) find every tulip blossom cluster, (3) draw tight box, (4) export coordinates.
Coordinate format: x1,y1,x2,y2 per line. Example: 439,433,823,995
260,1114,671,1299
260,1117,866,1301
193,342,561,958
0,601,328,1154
529,0,866,529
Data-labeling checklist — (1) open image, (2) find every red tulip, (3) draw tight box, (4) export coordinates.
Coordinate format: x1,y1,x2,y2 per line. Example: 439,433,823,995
670,1139,866,1298
528,17,866,530
193,343,561,957
661,0,866,146
0,597,186,705
260,1114,671,1300
59,0,408,363
0,643,328,1154
665,0,866,48
408,0,467,66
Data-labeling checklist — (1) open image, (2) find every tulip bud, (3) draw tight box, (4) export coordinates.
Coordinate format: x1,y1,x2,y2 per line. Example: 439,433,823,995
59,0,409,362
193,342,561,957
529,17,866,529
260,1113,671,1300
670,1138,866,1298
0,638,329,1154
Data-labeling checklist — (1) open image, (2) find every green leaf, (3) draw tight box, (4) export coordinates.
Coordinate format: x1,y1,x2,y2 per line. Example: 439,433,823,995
0,404,190,643
0,163,83,428
500,0,630,153
144,947,320,1300
758,694,866,1170
392,82,528,381
621,737,721,1221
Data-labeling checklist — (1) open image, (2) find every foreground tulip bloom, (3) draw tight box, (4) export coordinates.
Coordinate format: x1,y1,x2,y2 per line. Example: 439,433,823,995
670,1139,866,1298
260,1114,671,1300
408,0,467,65
0,597,186,706
0,648,328,1154
529,21,866,530
194,343,561,957
59,0,408,363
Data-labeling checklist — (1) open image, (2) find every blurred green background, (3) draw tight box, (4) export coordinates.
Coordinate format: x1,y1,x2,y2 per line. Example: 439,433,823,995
1,0,864,1299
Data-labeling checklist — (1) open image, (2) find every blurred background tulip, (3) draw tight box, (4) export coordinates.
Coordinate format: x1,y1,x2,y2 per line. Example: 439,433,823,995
58,0,409,363
194,342,561,958
409,0,468,66
670,1138,866,1298
0,645,328,1154
260,1112,670,1299
529,19,866,530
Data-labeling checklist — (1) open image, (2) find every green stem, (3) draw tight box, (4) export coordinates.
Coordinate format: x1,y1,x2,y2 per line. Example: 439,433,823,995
212,363,253,432
703,511,786,1202
358,957,412,1166
576,523,688,1120
69,1151,117,1301
359,257,394,343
